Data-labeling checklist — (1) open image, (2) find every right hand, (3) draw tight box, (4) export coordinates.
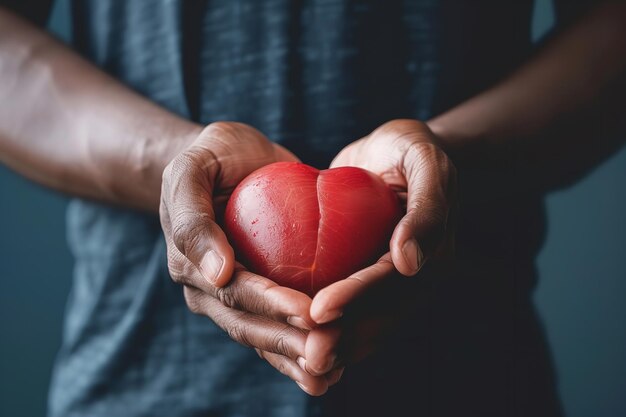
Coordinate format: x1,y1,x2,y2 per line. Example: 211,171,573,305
159,122,334,395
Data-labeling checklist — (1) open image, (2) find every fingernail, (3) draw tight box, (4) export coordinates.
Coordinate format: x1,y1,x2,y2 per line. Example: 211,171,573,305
200,250,223,285
402,238,421,274
296,381,311,394
287,316,312,330
417,244,425,271
317,309,343,324
315,353,337,375
296,356,307,371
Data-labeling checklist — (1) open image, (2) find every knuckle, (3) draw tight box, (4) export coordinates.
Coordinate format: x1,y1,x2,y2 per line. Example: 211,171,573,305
171,219,195,254
275,335,289,356
377,252,395,265
165,150,213,199
171,211,211,256
405,140,447,170
169,149,202,177
244,272,274,297
206,121,258,138
226,321,251,347
167,256,195,286
166,246,187,285
254,282,277,315
183,288,205,315
377,119,425,137
276,360,288,375
270,328,292,356
202,121,267,149
232,272,274,315
405,206,447,247
202,122,244,147
166,145,218,192
204,121,237,136
406,141,440,166
406,201,446,226
215,286,239,309
346,273,366,286
167,259,184,284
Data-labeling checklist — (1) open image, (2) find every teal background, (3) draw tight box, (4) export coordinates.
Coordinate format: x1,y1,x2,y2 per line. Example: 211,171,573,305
0,1,624,416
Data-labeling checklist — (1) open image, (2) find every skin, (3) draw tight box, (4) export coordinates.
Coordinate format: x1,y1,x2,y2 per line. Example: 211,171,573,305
1,2,625,396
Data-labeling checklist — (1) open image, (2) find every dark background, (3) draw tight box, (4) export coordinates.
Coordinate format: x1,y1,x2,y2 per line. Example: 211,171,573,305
1,1,625,416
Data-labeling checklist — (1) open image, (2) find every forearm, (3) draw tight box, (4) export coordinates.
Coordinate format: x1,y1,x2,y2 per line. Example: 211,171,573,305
0,8,201,211
428,2,626,165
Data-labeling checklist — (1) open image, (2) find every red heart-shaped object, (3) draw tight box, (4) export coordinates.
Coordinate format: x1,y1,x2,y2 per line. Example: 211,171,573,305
224,162,402,296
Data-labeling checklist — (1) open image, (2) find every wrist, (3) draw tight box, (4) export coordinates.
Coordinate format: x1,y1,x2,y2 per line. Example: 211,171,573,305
427,113,482,156
127,119,202,211
427,113,508,168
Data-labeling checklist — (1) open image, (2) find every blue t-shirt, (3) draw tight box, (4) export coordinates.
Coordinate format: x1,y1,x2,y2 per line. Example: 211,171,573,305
2,1,599,416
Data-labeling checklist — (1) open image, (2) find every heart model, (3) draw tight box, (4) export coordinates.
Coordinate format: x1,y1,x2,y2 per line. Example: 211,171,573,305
224,162,402,296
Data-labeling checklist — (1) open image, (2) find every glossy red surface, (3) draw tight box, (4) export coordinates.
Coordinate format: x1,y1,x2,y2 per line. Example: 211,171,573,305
224,162,402,296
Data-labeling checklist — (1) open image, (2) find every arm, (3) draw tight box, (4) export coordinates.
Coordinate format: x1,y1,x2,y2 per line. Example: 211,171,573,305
428,1,626,172
0,7,328,394
0,7,200,211
304,1,626,380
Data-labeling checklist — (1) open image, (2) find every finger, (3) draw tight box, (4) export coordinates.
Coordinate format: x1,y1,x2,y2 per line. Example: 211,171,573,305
390,141,456,276
306,317,390,375
218,267,315,329
304,324,342,376
185,286,307,359
310,253,395,324
325,366,346,387
167,241,314,329
162,122,304,287
257,350,329,396
162,147,235,287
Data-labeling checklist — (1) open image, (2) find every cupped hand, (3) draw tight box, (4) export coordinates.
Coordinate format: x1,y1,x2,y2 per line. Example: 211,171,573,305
303,119,457,380
159,122,330,395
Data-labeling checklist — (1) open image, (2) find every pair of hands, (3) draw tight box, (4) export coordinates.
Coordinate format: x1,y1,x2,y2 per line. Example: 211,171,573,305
159,120,456,395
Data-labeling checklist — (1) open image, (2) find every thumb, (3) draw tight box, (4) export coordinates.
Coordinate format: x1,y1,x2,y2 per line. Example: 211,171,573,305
389,142,456,276
161,146,235,288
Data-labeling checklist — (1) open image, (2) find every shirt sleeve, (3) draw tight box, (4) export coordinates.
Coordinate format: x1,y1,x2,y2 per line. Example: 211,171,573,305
0,0,54,27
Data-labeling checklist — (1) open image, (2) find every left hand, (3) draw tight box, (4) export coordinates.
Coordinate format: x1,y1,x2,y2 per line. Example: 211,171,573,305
301,119,457,381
